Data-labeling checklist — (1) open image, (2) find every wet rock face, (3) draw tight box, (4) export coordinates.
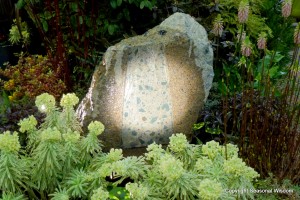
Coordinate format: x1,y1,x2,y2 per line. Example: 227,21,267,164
76,13,214,149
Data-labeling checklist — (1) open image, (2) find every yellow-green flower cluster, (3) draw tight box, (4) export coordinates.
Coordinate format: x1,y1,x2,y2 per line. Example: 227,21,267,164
35,93,56,113
194,157,213,173
9,20,30,45
98,163,113,178
168,133,188,153
221,143,239,159
88,121,105,137
145,143,165,162
159,155,184,181
18,115,37,133
40,127,62,142
60,93,79,108
112,160,127,176
201,141,222,160
199,178,223,200
0,131,21,153
223,157,259,180
91,187,109,200
126,182,149,200
63,130,80,143
107,148,123,163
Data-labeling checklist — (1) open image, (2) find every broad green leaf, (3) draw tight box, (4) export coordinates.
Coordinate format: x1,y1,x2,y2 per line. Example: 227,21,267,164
218,80,229,96
145,0,153,10
205,127,222,135
70,2,78,12
193,122,205,130
16,0,25,9
140,1,145,9
268,66,279,78
109,187,130,199
110,0,117,9
108,24,115,35
123,8,130,21
41,19,48,32
2,90,10,108
117,0,122,6
43,11,53,20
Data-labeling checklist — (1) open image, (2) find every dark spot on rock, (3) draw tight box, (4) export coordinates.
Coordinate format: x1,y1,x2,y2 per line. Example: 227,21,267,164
158,30,167,36
132,131,137,136
142,116,147,121
205,46,209,54
139,139,145,144
147,139,154,144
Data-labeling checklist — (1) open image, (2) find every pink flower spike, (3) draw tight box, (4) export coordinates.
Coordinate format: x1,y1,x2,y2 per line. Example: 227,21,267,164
212,14,224,37
238,0,249,23
241,37,252,57
257,32,267,50
294,23,300,44
282,0,292,18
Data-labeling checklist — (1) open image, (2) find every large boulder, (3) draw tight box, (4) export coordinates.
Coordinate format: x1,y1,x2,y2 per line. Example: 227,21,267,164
76,13,214,149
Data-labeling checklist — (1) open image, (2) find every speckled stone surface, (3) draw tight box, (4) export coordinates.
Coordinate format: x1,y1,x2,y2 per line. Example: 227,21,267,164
121,45,173,147
76,13,214,150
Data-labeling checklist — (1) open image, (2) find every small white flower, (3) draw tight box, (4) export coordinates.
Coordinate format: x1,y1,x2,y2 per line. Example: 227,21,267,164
41,105,46,111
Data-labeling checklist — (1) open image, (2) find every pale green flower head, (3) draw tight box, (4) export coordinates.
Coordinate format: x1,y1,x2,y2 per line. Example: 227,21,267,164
199,178,223,200
126,182,149,200
195,156,214,173
145,142,165,162
91,187,109,200
169,133,188,153
202,141,222,160
63,129,81,143
60,93,79,108
223,157,259,180
88,121,105,136
98,163,113,178
35,93,56,113
159,155,185,181
0,131,21,153
112,160,127,176
18,115,37,133
221,143,239,159
40,127,62,142
107,148,123,162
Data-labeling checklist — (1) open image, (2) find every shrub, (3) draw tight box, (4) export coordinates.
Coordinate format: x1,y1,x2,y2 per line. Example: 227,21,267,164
0,54,66,102
0,99,45,140
0,93,259,200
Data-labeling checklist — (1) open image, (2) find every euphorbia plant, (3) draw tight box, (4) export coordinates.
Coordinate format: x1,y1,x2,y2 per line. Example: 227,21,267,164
0,93,259,200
